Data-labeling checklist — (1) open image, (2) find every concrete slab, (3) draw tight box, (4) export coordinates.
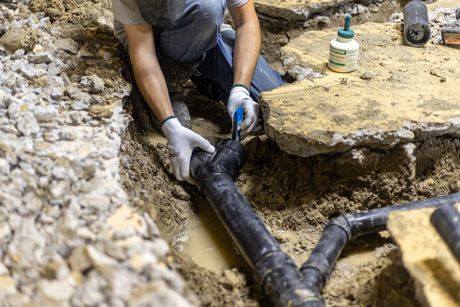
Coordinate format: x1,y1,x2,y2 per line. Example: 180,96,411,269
387,204,460,307
260,21,460,157
254,0,349,21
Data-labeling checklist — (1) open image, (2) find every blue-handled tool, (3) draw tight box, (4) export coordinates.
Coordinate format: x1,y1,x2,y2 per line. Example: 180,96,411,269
231,106,244,142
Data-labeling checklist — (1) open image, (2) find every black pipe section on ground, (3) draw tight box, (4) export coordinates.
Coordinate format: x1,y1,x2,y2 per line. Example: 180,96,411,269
431,205,460,264
191,140,323,307
300,192,460,294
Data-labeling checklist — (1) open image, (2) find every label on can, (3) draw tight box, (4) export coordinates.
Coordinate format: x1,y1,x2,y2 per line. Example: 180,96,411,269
328,46,359,71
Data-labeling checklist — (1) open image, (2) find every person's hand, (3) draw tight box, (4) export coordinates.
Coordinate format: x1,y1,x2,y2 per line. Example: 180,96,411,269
227,85,259,135
162,117,215,184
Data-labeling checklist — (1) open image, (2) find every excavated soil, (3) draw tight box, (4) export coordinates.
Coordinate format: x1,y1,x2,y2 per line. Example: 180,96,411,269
123,86,460,306
117,1,460,306
27,0,460,306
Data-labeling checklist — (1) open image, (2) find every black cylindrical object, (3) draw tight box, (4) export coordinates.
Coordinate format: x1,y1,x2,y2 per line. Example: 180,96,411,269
403,0,431,47
346,192,460,236
299,192,460,295
430,205,460,264
191,140,323,307
300,217,350,293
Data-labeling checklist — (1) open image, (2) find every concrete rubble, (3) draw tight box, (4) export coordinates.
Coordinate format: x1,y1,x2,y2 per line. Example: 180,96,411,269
0,2,191,306
255,0,372,22
388,204,460,307
260,2,460,157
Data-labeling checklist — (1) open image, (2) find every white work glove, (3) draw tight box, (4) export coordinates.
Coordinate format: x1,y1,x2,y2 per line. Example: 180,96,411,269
227,85,259,135
162,117,215,184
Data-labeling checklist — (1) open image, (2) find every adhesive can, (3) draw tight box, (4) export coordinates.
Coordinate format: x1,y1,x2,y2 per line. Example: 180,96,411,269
328,15,360,73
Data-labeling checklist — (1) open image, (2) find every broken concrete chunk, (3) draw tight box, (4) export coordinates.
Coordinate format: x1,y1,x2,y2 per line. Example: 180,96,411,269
0,28,37,53
388,204,460,306
80,75,105,93
55,38,79,55
261,22,460,157
255,0,347,21
34,105,58,122
88,104,113,118
37,279,75,302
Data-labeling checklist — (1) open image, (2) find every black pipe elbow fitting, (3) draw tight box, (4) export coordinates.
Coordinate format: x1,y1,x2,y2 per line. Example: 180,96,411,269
300,216,350,292
191,139,247,189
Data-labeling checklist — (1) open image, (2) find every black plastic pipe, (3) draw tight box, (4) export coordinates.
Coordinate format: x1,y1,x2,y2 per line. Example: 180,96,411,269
431,205,460,264
300,192,460,294
403,0,431,47
191,140,323,307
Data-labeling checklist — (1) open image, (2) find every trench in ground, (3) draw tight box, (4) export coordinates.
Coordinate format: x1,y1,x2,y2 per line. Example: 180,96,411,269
119,1,460,306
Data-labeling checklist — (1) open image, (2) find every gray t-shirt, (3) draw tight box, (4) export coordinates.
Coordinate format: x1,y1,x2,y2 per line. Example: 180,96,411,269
112,0,248,45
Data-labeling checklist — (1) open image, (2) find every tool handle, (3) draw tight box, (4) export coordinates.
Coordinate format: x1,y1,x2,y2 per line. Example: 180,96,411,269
231,106,244,142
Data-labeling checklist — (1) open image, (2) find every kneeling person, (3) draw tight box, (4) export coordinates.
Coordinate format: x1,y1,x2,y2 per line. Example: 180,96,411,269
111,0,284,184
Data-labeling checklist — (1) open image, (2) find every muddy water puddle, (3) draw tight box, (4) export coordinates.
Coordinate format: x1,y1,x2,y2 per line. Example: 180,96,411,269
182,197,244,272
340,249,376,267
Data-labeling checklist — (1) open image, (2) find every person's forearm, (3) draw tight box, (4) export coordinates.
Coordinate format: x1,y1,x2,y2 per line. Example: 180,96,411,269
128,46,174,122
233,20,261,88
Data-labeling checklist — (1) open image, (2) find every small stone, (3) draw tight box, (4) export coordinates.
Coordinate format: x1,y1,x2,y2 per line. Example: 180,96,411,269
46,76,65,98
129,281,191,307
28,52,53,64
106,205,148,239
81,75,105,93
430,68,447,82
19,64,47,80
7,102,21,120
77,45,95,58
369,4,379,13
16,113,40,136
50,180,70,199
43,131,60,142
37,279,75,302
171,185,190,201
314,16,330,28
80,193,111,212
48,60,68,75
0,262,9,275
0,275,17,295
68,246,92,272
360,71,377,80
88,104,113,118
33,44,45,54
72,100,91,111
55,38,79,55
129,253,158,272
69,112,83,125
34,105,58,122
0,28,31,53
86,245,118,267
0,222,11,241
0,157,10,174
221,269,243,289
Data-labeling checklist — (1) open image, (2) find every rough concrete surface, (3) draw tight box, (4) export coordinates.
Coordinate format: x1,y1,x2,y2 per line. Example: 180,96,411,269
260,7,460,157
255,0,349,21
388,204,460,307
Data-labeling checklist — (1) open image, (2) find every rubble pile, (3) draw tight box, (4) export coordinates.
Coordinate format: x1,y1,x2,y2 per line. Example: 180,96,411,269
0,3,190,306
